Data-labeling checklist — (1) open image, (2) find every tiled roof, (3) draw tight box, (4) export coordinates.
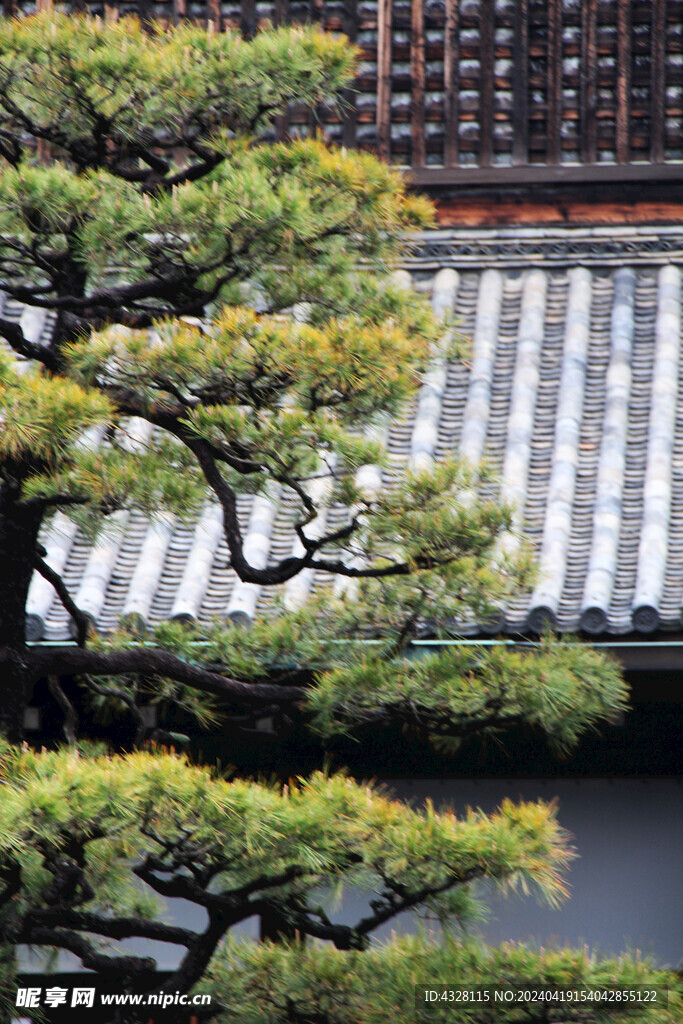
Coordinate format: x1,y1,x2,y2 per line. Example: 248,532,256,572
9,226,683,641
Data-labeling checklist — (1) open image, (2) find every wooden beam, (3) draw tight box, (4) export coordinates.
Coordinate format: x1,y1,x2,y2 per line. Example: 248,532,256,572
546,0,563,164
616,0,631,163
376,0,393,161
511,0,529,166
408,162,683,189
650,0,666,163
172,0,187,23
443,0,460,167
478,0,495,167
580,0,598,163
410,0,425,167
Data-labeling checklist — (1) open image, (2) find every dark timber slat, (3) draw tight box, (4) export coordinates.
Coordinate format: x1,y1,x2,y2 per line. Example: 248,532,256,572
511,0,529,165
341,0,358,148
478,0,495,167
410,0,425,167
616,0,632,163
650,0,666,163
274,0,291,142
240,0,256,38
136,0,152,26
580,0,598,163
3,0,680,181
376,0,393,162
307,0,324,137
546,0,563,164
444,0,460,166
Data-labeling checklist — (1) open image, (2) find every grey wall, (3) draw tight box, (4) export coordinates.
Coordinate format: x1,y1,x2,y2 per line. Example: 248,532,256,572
20,778,682,974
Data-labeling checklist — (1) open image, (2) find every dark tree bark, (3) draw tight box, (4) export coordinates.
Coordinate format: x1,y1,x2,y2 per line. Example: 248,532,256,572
0,482,43,742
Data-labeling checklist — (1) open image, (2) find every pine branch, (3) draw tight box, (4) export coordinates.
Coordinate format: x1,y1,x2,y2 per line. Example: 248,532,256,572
20,925,156,975
47,675,79,745
80,673,147,746
28,908,196,947
34,554,90,646
27,646,305,709
0,316,58,370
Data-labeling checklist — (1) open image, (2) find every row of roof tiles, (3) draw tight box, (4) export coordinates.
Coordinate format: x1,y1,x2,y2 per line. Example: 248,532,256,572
4,230,682,641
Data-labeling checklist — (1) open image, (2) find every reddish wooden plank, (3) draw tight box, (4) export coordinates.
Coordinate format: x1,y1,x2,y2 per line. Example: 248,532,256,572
546,0,563,164
616,0,632,163
511,0,529,165
444,0,460,166
580,0,598,162
376,0,392,161
410,0,425,166
341,0,358,148
435,198,683,229
207,0,222,31
478,0,495,167
173,0,188,23
650,0,666,162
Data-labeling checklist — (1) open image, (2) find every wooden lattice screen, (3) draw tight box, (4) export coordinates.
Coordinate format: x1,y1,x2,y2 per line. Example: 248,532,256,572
4,0,683,178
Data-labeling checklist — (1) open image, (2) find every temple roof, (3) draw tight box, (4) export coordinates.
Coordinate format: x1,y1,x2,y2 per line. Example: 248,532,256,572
8,224,683,641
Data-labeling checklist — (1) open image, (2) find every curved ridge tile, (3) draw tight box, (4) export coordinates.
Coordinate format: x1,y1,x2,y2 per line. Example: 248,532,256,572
25,513,79,641
409,268,459,473
460,269,504,467
120,513,176,632
580,267,636,634
69,419,154,635
226,487,281,625
632,265,681,633
71,511,130,635
171,504,224,623
527,267,592,633
335,270,413,600
499,269,548,547
284,465,336,611
14,306,48,374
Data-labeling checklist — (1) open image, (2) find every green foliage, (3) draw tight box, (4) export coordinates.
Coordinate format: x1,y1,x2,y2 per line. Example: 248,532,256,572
0,14,355,166
206,936,682,1024
0,357,111,465
308,640,628,754
1,745,573,988
0,15,652,1012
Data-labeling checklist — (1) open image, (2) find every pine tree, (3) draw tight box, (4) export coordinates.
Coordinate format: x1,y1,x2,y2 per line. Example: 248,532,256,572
0,14,676,1022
